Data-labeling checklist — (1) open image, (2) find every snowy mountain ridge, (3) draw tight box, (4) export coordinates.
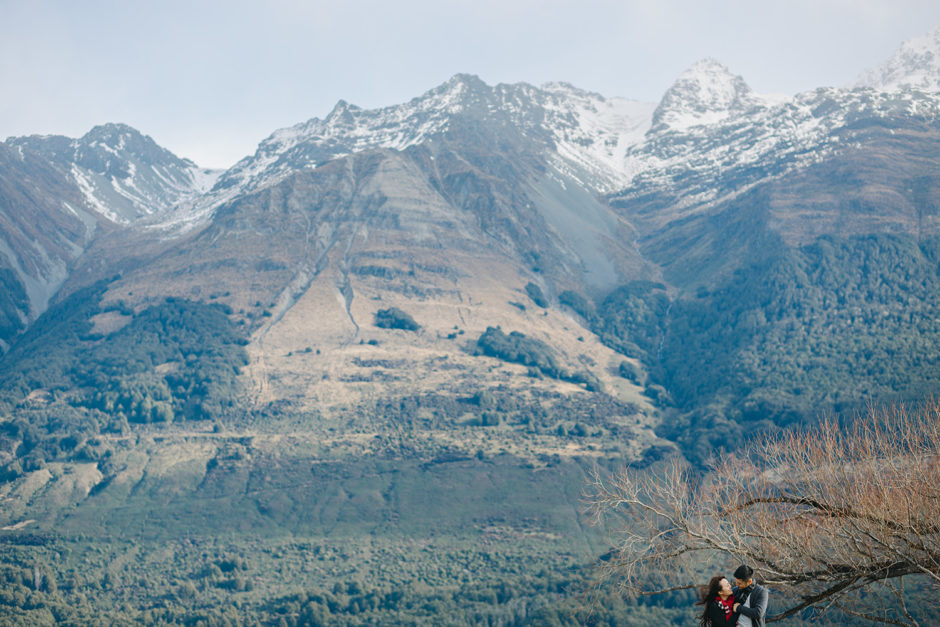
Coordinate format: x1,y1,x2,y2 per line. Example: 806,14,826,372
617,85,940,226
176,22,940,232
209,78,650,198
125,24,940,234
146,75,658,232
9,23,940,236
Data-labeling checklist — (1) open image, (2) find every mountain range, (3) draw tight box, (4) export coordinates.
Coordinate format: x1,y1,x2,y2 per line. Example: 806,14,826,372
1,24,940,624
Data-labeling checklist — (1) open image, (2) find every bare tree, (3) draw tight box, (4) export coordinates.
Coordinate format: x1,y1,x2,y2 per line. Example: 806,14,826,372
587,402,940,625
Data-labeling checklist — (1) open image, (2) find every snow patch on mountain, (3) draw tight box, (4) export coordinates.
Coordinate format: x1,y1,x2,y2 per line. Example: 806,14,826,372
70,158,221,225
71,165,120,223
540,83,655,192
854,24,940,92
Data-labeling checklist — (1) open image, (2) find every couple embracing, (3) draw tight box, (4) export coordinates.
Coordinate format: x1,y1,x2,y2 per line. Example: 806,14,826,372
699,565,768,627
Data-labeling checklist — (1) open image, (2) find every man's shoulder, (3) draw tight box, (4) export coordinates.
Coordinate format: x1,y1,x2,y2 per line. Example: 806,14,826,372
752,583,769,603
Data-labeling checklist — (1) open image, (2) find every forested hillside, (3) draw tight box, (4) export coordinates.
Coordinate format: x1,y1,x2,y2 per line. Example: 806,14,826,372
593,234,940,461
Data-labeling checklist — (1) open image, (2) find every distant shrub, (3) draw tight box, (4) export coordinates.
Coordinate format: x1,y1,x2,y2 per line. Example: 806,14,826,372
470,390,496,408
476,327,560,378
476,327,603,390
374,308,420,332
211,302,233,315
568,370,604,393
525,283,548,308
353,265,402,279
559,290,597,323
644,383,672,406
618,360,642,383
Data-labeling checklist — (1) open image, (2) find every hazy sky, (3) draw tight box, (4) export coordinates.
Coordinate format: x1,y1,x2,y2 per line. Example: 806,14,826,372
2,0,939,168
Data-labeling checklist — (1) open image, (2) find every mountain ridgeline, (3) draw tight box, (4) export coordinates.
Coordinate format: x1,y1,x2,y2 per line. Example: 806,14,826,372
2,26,940,624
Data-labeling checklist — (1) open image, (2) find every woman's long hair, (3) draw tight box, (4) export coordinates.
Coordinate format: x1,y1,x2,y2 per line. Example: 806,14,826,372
698,574,726,627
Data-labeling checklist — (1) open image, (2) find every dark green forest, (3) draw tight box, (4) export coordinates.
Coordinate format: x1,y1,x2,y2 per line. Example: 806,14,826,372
594,234,940,461
0,267,29,343
0,533,694,626
0,280,248,476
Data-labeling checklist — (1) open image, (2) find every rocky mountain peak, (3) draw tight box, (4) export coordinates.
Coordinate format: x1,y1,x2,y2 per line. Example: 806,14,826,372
81,122,143,146
651,58,758,132
324,99,363,125
853,24,940,92
420,73,494,112
6,123,216,228
76,123,194,177
441,72,490,93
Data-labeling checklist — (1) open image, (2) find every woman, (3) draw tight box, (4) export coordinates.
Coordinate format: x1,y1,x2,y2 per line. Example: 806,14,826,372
698,574,737,627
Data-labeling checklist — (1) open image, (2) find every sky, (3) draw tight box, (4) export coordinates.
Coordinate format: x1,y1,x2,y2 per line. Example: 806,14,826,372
2,0,940,169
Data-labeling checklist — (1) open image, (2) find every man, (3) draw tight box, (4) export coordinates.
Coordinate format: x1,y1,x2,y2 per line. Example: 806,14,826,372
732,564,768,627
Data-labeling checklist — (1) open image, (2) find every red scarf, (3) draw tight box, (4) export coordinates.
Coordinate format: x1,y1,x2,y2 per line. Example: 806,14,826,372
717,594,735,619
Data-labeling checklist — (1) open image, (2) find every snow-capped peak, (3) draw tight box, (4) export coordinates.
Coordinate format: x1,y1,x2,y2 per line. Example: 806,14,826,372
6,123,220,231
324,99,362,126
652,58,760,131
81,123,139,149
428,73,489,97
853,24,940,92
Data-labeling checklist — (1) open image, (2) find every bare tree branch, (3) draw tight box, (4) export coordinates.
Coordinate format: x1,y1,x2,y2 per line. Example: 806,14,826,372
587,402,940,623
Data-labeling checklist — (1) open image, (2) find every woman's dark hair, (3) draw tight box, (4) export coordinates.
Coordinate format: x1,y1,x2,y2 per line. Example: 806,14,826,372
698,574,726,627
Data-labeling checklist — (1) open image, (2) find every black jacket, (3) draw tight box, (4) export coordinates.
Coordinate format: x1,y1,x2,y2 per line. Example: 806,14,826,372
735,583,768,627
705,596,737,627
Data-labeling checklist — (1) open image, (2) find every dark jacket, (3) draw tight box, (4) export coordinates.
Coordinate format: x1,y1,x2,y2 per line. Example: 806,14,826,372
705,595,737,627
735,583,768,627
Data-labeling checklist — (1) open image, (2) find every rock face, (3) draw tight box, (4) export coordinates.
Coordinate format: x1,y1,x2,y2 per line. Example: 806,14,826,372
0,141,87,347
